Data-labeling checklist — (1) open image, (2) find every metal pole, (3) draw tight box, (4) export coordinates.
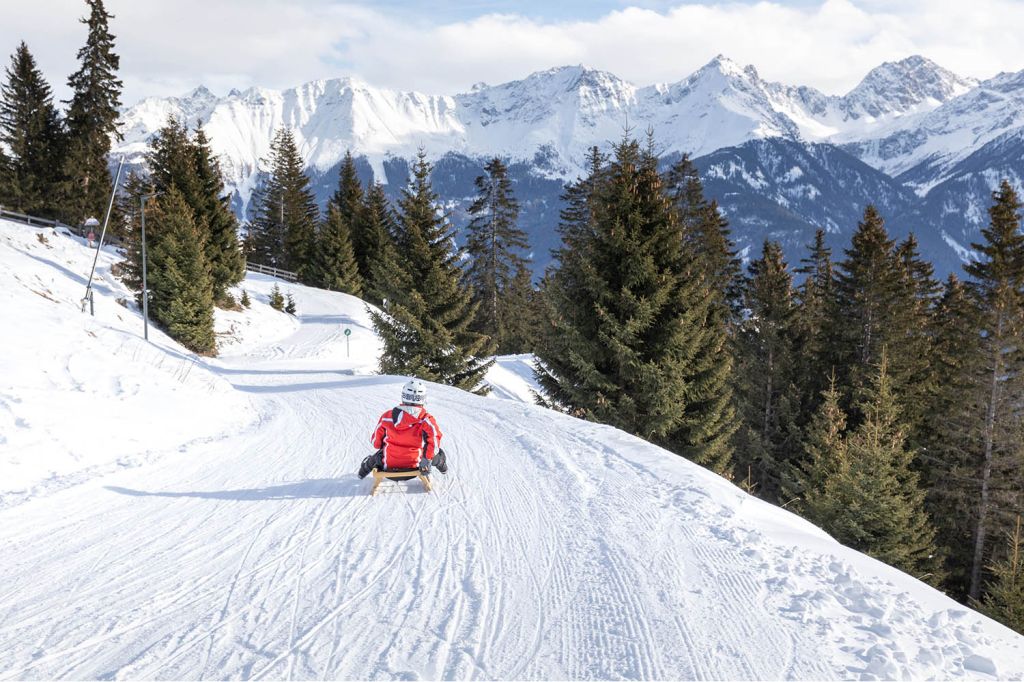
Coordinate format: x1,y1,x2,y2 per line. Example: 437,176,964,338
83,156,126,314
141,193,155,340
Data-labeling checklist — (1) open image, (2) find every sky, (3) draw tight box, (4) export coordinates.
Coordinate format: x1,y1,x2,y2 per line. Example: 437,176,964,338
3,0,1023,105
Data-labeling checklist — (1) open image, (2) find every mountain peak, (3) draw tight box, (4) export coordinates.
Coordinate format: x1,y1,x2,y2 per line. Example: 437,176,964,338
845,55,977,118
700,54,749,78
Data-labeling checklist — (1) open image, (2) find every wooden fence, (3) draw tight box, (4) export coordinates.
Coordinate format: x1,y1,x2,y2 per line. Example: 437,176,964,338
245,261,298,282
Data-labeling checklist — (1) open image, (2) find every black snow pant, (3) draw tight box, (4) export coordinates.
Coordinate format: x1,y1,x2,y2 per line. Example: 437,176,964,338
358,449,447,478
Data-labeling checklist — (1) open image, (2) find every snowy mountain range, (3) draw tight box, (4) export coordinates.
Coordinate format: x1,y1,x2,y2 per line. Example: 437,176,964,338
115,55,1024,274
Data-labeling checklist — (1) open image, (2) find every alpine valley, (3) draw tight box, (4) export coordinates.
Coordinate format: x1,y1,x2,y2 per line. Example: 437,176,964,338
115,54,1024,275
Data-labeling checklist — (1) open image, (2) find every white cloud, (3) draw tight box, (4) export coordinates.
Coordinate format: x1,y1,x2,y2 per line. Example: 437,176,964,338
2,0,1023,105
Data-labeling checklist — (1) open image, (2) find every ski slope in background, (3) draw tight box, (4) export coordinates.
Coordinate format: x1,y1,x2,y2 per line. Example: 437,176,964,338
1,219,1022,680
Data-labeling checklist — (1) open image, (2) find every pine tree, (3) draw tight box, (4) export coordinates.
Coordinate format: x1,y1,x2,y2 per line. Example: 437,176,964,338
0,42,65,217
115,170,154,297
269,284,284,311
370,150,494,391
148,116,200,203
314,203,363,296
361,182,401,306
792,229,837,430
734,241,800,500
61,0,122,224
332,152,372,280
145,117,243,306
664,154,738,475
499,263,539,354
240,289,251,308
831,206,906,413
285,292,296,315
247,128,317,278
145,187,215,354
921,275,986,597
981,516,1024,634
464,157,530,351
893,233,940,445
535,136,728,471
792,375,848,527
798,358,939,581
667,154,742,324
963,180,1024,600
193,126,244,303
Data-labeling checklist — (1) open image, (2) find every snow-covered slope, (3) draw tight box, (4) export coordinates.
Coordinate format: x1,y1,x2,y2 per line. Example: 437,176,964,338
0,222,253,504
1,220,1022,679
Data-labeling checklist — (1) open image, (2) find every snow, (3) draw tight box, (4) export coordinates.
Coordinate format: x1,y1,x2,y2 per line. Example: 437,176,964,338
115,54,986,209
484,353,541,403
2,219,1024,679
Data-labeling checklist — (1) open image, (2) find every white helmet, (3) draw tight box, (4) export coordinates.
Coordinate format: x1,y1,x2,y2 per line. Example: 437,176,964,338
401,379,427,405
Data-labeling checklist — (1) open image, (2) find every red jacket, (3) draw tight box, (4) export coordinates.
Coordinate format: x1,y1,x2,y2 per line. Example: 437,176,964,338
371,405,443,470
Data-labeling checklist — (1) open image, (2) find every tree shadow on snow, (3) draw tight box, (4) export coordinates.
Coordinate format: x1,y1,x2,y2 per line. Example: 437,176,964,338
105,476,382,501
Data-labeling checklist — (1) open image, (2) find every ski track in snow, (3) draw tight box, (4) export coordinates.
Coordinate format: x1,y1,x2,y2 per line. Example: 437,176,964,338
1,226,1023,679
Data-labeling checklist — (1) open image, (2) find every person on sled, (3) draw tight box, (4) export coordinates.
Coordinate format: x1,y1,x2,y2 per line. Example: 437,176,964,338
358,379,448,478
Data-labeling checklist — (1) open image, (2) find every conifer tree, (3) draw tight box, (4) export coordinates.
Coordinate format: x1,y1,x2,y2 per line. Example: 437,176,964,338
963,180,1024,600
370,151,494,391
921,274,986,596
0,42,65,217
831,206,906,413
0,146,12,205
499,263,539,354
61,0,122,224
240,289,251,308
148,116,200,204
285,292,296,315
792,229,837,428
534,146,604,399
193,126,244,303
667,154,742,323
332,152,373,279
801,356,939,581
115,170,154,295
314,203,363,296
145,187,216,354
792,376,848,526
146,117,243,305
981,516,1024,634
734,240,800,500
269,284,284,311
362,181,401,306
247,128,317,278
894,233,940,444
664,154,738,475
535,136,730,472
464,157,530,351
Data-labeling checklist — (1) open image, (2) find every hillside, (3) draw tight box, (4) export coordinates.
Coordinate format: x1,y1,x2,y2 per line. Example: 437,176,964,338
1,219,1023,679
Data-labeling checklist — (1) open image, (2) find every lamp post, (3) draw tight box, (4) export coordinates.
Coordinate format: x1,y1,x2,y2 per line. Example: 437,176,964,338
140,193,156,340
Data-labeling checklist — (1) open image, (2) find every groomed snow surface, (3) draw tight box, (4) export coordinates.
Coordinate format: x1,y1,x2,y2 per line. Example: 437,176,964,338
1,219,1022,680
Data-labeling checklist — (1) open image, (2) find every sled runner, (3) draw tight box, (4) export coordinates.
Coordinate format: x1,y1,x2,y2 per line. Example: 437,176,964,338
370,468,432,496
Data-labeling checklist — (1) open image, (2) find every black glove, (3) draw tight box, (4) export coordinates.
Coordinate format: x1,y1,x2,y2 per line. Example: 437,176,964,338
419,458,432,474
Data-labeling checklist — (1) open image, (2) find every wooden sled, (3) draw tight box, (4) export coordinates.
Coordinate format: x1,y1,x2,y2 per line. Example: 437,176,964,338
370,468,432,496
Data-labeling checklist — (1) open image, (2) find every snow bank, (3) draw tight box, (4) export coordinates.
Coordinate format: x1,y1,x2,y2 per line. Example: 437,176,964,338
0,220,255,503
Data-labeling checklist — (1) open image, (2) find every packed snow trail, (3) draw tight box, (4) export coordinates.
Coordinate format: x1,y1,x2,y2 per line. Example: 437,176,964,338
1,223,1023,680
